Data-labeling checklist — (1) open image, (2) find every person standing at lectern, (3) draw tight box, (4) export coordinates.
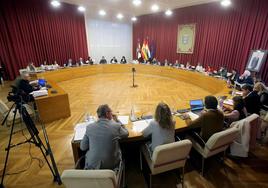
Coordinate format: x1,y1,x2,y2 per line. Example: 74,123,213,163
80,104,129,169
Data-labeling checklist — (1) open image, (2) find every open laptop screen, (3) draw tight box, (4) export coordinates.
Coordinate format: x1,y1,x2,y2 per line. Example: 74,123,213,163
190,99,204,111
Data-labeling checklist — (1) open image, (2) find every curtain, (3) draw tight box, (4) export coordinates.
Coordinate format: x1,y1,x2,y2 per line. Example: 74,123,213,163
133,0,268,84
0,0,88,80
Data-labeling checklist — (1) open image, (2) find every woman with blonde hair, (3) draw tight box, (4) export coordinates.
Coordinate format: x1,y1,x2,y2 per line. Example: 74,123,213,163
142,102,175,154
254,82,268,110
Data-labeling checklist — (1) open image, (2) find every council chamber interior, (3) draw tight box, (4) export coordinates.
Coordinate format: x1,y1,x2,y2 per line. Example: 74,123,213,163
0,0,268,188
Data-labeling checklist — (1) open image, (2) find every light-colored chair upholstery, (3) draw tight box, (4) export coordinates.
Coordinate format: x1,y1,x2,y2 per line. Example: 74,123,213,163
230,114,260,157
188,127,239,176
0,100,34,126
62,159,124,188
140,139,192,188
61,169,117,188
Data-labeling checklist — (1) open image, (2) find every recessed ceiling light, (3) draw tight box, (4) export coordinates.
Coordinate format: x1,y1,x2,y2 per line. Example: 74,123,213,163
151,4,159,12
165,9,172,16
131,17,137,21
51,0,61,7
78,6,86,12
117,13,124,19
99,10,106,16
132,0,141,6
221,0,231,7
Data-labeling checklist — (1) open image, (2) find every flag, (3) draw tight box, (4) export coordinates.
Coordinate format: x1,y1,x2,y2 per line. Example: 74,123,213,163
145,39,151,59
150,41,155,59
136,41,141,59
141,39,148,60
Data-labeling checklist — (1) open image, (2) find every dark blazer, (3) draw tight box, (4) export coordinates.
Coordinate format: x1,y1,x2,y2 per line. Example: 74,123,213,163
244,91,261,115
238,76,254,85
187,110,224,142
17,79,34,94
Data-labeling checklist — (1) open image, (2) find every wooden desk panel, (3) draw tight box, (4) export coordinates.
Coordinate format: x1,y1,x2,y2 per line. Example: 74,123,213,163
35,80,71,123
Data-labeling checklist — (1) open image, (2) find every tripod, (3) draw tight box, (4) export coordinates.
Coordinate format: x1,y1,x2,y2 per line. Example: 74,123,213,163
0,97,62,188
131,67,138,88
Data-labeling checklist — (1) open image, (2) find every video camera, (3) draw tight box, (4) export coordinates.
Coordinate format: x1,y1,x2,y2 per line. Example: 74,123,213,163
7,86,33,104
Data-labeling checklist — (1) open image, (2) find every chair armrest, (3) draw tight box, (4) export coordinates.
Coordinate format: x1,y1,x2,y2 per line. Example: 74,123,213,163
176,136,181,141
192,132,206,148
75,155,85,169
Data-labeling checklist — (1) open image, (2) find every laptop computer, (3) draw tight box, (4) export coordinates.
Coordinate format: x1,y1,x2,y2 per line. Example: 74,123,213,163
190,99,204,115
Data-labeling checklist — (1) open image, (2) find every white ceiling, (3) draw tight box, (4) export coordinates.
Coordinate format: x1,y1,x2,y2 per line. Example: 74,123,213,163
61,0,219,22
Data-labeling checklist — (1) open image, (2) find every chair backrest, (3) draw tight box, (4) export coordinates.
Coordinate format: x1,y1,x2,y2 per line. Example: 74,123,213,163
205,127,239,157
245,114,259,149
61,169,117,188
0,100,9,115
151,140,192,174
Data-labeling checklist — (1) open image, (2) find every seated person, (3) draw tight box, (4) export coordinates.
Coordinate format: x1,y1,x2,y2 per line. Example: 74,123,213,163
120,56,127,64
217,67,228,78
27,62,37,72
164,59,169,66
99,56,107,64
142,102,175,154
254,82,268,110
110,57,118,64
223,96,247,125
52,60,60,69
80,104,129,169
151,58,158,65
67,58,73,67
186,62,193,70
228,69,239,85
237,70,254,85
78,57,84,66
14,72,40,102
173,60,180,68
241,84,260,115
184,96,224,143
86,56,94,65
195,63,203,72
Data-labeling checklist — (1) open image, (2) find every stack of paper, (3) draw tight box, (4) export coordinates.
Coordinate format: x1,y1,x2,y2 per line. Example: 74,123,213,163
223,99,234,106
118,116,129,125
186,112,199,121
132,119,152,132
30,90,48,98
74,122,88,141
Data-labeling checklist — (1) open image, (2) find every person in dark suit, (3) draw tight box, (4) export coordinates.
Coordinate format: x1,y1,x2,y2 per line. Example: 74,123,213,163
99,56,107,64
253,82,268,111
80,104,129,169
237,70,254,85
241,84,261,115
184,96,224,142
86,56,94,65
228,69,239,85
120,56,127,64
110,57,118,64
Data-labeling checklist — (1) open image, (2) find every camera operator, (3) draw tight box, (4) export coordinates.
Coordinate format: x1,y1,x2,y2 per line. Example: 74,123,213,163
13,72,40,102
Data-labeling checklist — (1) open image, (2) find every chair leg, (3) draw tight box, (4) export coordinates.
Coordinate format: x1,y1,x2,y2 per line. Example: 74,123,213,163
201,157,205,176
149,174,152,188
181,167,184,188
123,161,126,188
140,149,143,171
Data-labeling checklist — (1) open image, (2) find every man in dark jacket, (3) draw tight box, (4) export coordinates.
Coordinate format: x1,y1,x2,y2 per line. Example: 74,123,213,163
242,84,260,115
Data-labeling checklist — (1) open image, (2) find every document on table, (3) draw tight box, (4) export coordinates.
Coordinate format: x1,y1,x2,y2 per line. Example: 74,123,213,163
223,99,234,106
118,116,129,125
74,122,90,141
132,119,153,132
186,112,199,121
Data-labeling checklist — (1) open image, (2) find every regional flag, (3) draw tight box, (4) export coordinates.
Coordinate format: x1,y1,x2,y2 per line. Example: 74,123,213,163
141,40,148,60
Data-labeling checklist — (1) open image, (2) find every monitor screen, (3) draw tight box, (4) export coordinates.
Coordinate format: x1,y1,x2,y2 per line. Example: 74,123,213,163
190,99,204,111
